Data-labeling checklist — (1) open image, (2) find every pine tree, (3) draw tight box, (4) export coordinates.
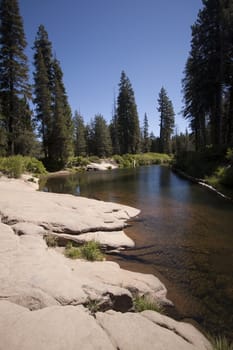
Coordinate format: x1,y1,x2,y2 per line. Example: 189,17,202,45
93,114,112,157
109,96,120,155
117,71,140,154
158,87,175,154
183,0,233,149
33,25,53,158
0,0,31,155
142,113,150,153
51,58,73,166
73,111,87,156
33,26,73,167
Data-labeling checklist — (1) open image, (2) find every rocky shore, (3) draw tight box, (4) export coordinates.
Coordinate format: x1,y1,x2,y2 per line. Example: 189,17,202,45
0,175,212,350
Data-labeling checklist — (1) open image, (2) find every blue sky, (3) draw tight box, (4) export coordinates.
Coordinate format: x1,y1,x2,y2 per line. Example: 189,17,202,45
19,0,202,136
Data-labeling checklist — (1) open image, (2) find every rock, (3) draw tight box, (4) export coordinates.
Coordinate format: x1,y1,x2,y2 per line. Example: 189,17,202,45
12,222,46,236
0,302,212,350
0,222,168,311
0,301,116,350
87,161,118,171
51,230,135,249
0,179,140,244
96,310,212,350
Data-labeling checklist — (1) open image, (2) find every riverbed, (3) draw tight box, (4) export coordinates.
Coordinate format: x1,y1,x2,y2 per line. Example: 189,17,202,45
40,165,233,340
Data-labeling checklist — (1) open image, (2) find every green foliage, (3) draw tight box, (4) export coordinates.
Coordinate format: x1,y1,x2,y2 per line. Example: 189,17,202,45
85,298,101,315
44,234,58,248
211,336,233,350
113,153,171,168
226,148,233,164
133,295,163,313
64,241,104,261
66,156,90,168
174,149,224,179
0,156,47,178
88,156,101,163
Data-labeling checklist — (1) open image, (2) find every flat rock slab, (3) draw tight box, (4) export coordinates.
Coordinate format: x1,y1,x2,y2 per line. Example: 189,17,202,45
0,301,212,350
52,230,135,248
0,302,115,350
0,178,140,238
0,222,169,310
96,310,212,350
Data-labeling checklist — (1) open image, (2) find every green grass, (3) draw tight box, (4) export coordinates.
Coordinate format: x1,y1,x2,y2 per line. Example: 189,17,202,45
0,155,47,178
64,241,104,261
211,336,233,350
133,295,163,313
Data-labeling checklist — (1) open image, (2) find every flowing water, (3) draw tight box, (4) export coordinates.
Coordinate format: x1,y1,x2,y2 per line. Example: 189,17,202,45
40,166,233,339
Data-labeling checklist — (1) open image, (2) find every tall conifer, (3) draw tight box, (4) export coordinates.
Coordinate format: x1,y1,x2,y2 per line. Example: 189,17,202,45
117,71,140,154
0,0,31,155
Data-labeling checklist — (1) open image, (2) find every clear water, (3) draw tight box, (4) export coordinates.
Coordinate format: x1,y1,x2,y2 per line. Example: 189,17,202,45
40,166,233,339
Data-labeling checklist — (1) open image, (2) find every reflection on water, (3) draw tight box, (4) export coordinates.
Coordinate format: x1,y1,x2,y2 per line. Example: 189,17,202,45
40,166,233,339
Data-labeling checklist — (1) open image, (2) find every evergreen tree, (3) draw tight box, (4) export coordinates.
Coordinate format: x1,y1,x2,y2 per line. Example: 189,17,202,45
117,71,140,154
33,26,73,167
109,96,120,155
157,87,175,153
33,25,53,158
73,111,87,156
0,0,31,155
93,114,112,157
51,58,73,166
183,0,233,149
142,113,150,153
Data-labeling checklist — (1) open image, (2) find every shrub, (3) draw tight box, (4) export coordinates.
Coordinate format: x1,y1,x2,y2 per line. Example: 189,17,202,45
66,156,90,168
133,295,163,313
64,241,104,261
0,156,47,178
113,153,172,168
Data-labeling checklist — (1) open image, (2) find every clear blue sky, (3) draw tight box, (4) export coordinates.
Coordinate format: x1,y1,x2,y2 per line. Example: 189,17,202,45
19,0,202,136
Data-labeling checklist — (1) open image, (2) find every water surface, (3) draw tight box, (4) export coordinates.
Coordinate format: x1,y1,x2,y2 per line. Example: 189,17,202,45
41,166,233,339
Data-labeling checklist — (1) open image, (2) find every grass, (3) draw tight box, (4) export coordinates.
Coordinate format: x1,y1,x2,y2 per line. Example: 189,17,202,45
64,240,104,261
0,155,47,178
44,234,58,248
133,295,163,313
211,336,233,350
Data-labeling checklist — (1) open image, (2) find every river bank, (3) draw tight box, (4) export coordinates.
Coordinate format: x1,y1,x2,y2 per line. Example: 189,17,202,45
0,174,212,350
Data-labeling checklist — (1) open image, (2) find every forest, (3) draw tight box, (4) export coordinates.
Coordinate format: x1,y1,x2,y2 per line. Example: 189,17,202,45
0,0,232,184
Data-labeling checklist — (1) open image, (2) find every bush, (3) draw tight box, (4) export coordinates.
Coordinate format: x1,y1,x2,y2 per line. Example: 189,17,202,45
113,153,171,168
133,295,163,313
64,241,104,261
0,156,47,178
66,156,90,168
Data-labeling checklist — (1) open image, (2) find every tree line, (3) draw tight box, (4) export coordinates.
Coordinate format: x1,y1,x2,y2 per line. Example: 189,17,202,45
183,0,233,151
0,0,177,169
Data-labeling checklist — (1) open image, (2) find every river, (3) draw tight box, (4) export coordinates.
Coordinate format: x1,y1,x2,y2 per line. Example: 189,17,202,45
40,165,233,340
